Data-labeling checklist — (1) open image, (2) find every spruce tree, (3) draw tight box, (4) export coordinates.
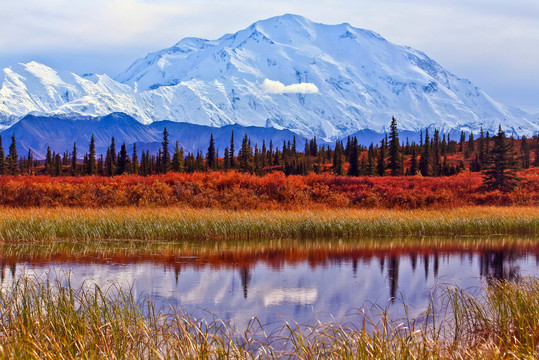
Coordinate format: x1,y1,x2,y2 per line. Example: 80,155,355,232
478,127,485,169
131,143,139,175
347,137,360,176
195,151,205,171
470,155,481,172
459,131,465,152
268,140,274,166
419,129,430,176
145,150,151,175
0,135,4,175
433,129,441,176
71,142,78,175
45,147,53,175
229,131,235,169
161,128,170,173
345,136,352,159
184,153,194,173
535,135,539,167
156,149,162,173
223,147,230,170
140,151,147,176
171,141,184,173
520,136,530,169
273,148,280,167
261,140,268,168
238,134,254,173
409,147,418,175
376,139,386,176
27,148,33,175
54,153,62,176
485,131,491,160
483,126,519,192
83,154,89,175
366,143,376,176
62,151,69,166
441,133,447,159
117,143,129,175
388,117,401,176
332,140,345,175
254,145,264,176
206,133,216,170
105,148,114,176
310,136,318,157
98,155,104,176
304,149,313,174
88,135,97,175
7,134,18,175
104,137,117,176
110,137,117,165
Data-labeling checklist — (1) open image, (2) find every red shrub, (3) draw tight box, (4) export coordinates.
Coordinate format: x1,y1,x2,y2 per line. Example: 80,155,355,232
0,170,537,209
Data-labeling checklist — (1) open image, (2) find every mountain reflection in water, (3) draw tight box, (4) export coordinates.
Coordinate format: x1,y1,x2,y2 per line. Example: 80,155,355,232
0,238,537,329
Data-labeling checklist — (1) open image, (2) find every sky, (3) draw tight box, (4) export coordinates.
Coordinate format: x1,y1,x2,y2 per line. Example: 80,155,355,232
1,0,538,113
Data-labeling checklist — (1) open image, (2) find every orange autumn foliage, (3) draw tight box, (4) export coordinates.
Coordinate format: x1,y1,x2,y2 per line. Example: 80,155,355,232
0,169,537,209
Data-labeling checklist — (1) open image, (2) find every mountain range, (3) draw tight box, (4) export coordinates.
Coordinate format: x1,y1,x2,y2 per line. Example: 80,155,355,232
0,113,306,159
0,14,537,157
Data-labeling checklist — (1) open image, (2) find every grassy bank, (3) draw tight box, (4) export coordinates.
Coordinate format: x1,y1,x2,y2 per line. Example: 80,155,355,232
0,206,537,242
0,276,537,359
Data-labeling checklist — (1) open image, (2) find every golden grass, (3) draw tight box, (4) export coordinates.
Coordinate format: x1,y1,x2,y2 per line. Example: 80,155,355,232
0,276,537,359
0,206,536,242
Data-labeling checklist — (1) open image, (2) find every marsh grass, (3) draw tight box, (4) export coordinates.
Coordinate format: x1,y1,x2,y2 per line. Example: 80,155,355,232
0,206,537,242
0,276,537,359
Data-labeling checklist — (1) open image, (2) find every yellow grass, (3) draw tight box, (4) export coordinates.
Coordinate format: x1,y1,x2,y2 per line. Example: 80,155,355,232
0,206,536,242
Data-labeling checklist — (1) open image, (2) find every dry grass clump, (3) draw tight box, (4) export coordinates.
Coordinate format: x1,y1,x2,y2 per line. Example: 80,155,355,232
0,276,537,359
0,206,536,242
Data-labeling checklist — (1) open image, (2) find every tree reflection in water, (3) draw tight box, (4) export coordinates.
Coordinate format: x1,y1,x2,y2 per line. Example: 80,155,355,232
0,240,536,299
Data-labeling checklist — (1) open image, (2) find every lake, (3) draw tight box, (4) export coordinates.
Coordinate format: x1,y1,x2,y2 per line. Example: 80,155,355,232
1,237,537,331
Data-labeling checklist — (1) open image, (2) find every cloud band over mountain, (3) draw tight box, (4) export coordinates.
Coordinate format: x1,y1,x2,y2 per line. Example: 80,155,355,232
261,79,319,94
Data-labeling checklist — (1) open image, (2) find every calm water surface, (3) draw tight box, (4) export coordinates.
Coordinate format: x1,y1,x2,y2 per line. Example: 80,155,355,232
1,238,538,330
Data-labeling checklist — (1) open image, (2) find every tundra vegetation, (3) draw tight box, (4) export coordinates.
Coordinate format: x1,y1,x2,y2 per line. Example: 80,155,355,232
0,119,537,358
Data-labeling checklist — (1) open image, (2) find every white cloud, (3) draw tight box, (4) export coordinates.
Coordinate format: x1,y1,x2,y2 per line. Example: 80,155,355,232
261,79,319,95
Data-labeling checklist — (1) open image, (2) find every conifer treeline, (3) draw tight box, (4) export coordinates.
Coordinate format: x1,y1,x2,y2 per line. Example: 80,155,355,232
0,118,537,184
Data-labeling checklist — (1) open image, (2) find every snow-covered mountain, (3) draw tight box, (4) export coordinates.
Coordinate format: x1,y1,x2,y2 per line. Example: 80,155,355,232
1,14,537,139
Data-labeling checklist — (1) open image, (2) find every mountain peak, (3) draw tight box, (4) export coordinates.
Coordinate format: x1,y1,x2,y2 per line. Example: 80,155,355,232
1,15,538,138
253,13,314,28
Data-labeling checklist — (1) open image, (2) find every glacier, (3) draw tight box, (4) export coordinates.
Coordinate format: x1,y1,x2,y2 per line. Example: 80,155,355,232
0,14,537,139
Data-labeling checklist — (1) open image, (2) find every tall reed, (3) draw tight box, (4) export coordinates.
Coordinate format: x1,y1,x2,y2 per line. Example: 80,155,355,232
0,276,537,359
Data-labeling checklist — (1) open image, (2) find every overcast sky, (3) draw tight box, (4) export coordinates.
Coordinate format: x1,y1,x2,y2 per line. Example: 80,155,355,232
1,0,538,113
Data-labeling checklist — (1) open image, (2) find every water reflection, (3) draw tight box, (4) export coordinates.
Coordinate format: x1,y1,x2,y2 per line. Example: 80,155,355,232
0,238,537,329
480,250,521,282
